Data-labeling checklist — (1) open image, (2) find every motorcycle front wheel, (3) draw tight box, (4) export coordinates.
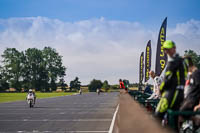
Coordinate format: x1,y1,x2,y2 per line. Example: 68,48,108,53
29,101,32,108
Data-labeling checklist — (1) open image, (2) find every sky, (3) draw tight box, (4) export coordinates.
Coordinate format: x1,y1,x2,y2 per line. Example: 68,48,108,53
0,0,200,85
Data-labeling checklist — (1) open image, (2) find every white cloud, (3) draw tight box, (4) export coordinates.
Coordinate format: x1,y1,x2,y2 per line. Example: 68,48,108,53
0,17,200,85
167,19,200,54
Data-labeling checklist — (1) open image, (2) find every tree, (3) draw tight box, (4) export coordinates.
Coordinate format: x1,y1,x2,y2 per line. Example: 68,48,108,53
58,78,67,91
0,47,67,92
102,80,110,92
23,48,47,91
184,50,200,69
1,48,24,91
69,77,81,91
42,47,66,91
88,79,103,92
0,68,9,92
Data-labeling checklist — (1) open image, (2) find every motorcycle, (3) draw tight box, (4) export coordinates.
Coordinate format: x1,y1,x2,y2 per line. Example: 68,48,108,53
97,89,100,95
27,93,35,108
79,89,82,95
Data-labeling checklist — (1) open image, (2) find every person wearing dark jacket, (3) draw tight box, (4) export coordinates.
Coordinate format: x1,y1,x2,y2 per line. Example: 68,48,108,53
179,56,200,112
178,56,200,128
155,40,187,120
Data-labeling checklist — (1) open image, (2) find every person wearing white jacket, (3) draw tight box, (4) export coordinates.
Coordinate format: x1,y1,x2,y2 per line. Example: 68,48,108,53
148,71,162,99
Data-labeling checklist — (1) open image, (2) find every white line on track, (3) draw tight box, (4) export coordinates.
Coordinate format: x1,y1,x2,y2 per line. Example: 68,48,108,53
108,104,119,133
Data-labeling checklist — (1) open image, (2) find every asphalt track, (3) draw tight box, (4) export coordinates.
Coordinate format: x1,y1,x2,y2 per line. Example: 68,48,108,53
0,92,119,133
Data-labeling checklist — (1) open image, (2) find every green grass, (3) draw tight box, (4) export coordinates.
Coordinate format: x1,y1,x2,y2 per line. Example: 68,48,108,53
0,92,76,103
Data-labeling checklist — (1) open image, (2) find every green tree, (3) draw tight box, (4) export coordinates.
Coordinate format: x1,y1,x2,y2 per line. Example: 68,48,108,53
58,78,67,91
42,47,66,91
0,68,9,92
102,80,110,92
184,50,200,69
1,47,67,92
70,77,81,91
88,79,103,92
23,48,47,91
1,48,24,91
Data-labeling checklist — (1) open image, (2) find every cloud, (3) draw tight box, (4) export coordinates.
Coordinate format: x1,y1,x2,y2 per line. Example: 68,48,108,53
0,17,200,84
167,19,200,54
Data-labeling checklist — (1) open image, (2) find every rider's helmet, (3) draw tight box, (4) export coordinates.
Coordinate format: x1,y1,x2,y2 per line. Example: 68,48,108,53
29,89,33,93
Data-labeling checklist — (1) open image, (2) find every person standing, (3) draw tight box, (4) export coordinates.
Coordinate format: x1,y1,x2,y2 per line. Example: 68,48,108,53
155,40,187,121
123,79,129,92
119,79,125,90
178,56,200,127
179,56,200,112
148,70,162,99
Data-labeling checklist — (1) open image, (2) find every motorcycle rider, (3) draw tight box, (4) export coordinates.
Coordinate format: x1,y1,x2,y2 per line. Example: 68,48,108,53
97,88,100,95
79,88,82,95
27,89,36,104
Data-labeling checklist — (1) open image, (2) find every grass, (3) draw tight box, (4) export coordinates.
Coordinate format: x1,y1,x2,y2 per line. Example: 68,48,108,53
129,87,138,90
0,92,76,103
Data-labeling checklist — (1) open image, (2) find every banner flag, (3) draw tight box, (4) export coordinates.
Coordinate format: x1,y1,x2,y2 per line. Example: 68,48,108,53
139,52,144,84
155,17,167,76
145,40,151,82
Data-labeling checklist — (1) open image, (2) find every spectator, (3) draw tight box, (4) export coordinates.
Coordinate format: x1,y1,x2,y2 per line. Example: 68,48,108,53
119,79,125,90
123,79,129,92
179,56,200,112
144,82,152,94
178,56,200,128
148,70,162,99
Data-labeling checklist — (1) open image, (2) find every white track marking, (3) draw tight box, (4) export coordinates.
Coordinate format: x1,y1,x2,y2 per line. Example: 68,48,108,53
108,104,119,133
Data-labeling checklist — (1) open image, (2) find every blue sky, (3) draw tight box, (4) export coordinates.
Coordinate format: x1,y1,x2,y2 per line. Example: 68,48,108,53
1,0,200,27
0,0,200,84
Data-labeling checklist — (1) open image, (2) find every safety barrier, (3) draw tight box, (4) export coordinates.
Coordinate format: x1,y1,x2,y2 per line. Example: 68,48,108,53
129,90,159,111
167,109,200,129
129,90,200,131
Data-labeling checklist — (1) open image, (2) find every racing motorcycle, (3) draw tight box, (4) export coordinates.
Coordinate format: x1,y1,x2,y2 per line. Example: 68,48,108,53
97,89,100,95
27,93,35,108
79,89,82,95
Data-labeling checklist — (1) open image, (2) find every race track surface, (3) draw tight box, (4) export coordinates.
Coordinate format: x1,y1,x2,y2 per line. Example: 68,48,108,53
0,92,119,133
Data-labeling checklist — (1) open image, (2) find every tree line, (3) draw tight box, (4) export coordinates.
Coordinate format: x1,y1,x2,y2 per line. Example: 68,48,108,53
0,47,66,92
69,78,119,92
1,47,198,93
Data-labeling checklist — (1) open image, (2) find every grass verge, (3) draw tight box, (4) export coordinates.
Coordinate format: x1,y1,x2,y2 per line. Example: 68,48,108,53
0,92,76,103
